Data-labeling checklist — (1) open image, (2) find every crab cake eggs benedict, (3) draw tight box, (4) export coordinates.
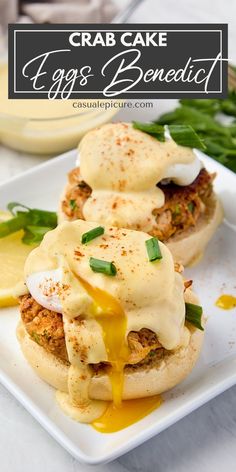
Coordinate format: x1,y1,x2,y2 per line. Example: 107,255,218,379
17,220,204,432
59,122,223,266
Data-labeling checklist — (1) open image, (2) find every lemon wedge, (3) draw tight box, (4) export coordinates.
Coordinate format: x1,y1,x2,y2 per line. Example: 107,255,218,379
0,211,35,307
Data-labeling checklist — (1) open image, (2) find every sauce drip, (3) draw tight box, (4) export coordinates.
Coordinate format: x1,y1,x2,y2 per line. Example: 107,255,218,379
74,273,130,407
216,294,236,310
92,395,162,433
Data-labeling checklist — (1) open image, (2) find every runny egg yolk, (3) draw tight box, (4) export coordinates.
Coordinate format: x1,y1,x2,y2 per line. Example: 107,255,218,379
216,294,236,310
74,273,129,407
92,395,162,433
74,273,162,433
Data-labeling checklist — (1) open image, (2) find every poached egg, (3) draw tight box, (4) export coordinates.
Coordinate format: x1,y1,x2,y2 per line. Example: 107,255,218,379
25,220,187,431
75,123,202,231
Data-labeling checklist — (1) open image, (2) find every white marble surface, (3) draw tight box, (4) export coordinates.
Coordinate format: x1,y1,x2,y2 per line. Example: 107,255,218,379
1,0,236,471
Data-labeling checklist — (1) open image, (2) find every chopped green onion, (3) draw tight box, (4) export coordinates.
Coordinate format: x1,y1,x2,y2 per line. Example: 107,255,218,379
82,226,104,245
7,201,30,215
185,302,204,331
173,204,181,218
156,105,226,135
149,350,156,357
155,90,236,173
0,213,30,238
175,204,180,213
69,199,77,211
179,98,221,115
132,120,205,151
168,124,206,151
188,202,194,213
145,237,162,262
133,121,165,142
0,202,57,244
22,226,52,245
31,332,40,344
89,257,117,276
28,209,57,227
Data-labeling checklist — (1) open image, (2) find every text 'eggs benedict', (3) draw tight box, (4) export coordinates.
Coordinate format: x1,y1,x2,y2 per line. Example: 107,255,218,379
17,220,204,432
59,122,223,266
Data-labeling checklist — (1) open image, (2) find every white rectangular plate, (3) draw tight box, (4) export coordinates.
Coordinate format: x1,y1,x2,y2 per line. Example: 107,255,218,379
0,151,236,465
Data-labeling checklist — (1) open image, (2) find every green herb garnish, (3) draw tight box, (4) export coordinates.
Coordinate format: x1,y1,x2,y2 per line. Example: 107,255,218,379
155,86,236,173
168,124,206,151
8,202,30,214
69,199,77,211
31,332,40,344
145,237,162,262
0,213,29,238
149,350,156,357
157,105,229,136
89,257,117,276
133,121,205,151
0,202,57,245
188,202,194,213
185,302,204,331
22,226,52,245
173,204,181,218
175,204,180,214
133,121,165,142
82,226,104,244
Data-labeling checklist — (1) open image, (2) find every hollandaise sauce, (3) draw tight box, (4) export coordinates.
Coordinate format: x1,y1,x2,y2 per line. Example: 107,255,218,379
216,294,236,310
0,63,118,155
79,122,200,232
25,221,183,431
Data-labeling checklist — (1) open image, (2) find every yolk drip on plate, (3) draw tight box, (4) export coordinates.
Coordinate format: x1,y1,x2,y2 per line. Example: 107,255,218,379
92,395,162,433
216,294,236,310
76,273,162,433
